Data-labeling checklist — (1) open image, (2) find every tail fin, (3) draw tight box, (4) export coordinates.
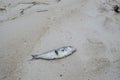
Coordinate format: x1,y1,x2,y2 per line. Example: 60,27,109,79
31,55,38,59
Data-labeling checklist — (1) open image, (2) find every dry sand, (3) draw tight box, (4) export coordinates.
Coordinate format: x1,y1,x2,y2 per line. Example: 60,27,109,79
0,0,120,80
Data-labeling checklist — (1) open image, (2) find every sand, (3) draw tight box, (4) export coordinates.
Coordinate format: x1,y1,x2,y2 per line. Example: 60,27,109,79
0,0,120,80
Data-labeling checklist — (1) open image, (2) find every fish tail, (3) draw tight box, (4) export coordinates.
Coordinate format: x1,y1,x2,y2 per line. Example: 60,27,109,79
31,55,38,59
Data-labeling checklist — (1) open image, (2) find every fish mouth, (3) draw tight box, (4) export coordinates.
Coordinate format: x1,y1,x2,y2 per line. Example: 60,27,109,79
68,46,76,53
72,49,76,53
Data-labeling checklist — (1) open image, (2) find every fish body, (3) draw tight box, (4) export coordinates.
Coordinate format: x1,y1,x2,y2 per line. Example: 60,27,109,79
31,46,76,60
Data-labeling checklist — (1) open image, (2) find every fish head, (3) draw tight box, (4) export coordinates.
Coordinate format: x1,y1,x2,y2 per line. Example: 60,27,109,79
59,46,76,54
65,46,76,53
55,46,76,58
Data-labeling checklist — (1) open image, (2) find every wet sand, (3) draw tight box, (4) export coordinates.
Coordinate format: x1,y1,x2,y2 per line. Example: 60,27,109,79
0,0,120,80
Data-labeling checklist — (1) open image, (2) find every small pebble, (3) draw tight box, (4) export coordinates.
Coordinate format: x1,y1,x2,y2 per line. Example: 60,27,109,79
113,5,120,13
60,74,63,77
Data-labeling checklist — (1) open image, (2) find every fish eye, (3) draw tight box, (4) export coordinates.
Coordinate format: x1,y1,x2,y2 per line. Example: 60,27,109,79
60,48,65,51
68,46,73,49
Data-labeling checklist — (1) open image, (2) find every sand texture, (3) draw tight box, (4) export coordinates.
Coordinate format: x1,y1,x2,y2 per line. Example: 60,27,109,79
0,0,120,80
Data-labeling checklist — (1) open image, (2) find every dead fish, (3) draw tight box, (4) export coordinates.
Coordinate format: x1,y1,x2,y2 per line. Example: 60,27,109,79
31,46,76,60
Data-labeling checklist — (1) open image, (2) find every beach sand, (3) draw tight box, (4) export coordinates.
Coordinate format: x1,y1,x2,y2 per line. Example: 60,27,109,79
0,0,120,80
